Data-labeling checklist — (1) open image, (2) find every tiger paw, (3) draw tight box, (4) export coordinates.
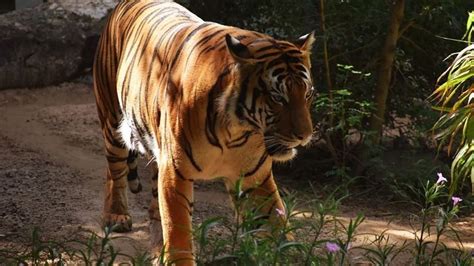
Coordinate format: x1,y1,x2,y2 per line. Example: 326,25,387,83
128,168,142,194
128,178,142,194
103,213,133,232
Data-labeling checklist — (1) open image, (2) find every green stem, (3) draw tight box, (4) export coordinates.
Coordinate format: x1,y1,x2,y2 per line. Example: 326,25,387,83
428,227,443,264
304,213,326,265
415,208,428,265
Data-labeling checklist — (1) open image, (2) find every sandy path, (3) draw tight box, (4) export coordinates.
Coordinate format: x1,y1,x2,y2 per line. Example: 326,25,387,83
0,82,232,256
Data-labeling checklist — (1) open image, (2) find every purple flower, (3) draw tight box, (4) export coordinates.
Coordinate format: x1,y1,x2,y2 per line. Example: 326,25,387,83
275,208,285,217
452,196,463,206
326,242,340,253
436,173,447,185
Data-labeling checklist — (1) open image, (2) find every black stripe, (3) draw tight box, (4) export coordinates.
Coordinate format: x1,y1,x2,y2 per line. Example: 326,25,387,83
286,49,302,55
186,27,224,63
104,123,125,149
110,167,127,179
106,132,124,149
182,135,202,172
258,77,268,93
127,150,138,163
272,67,285,76
255,44,276,53
127,167,138,181
204,67,232,151
169,22,213,70
260,173,272,186
250,87,260,114
294,65,307,72
226,130,254,148
244,152,268,177
171,157,194,182
235,76,249,120
284,55,301,63
267,59,285,70
175,190,194,208
106,155,127,163
131,110,147,140
255,51,281,59
175,190,193,216
240,108,261,129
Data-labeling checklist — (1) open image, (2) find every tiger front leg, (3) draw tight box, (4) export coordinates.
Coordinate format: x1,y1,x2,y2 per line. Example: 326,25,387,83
156,164,195,265
225,172,292,240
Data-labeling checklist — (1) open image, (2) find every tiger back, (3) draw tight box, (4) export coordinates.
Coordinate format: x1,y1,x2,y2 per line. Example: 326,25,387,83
93,0,315,264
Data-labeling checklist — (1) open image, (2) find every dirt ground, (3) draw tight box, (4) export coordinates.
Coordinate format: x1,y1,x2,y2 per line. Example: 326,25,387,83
0,81,473,263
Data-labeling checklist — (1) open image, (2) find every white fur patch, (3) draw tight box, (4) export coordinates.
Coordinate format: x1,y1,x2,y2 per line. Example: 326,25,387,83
117,117,147,154
273,148,297,162
117,118,133,150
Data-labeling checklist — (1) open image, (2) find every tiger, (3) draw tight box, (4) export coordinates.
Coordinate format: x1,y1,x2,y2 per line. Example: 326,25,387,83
93,0,315,264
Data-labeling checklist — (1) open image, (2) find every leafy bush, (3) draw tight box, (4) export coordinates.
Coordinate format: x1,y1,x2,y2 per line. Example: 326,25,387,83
432,11,474,195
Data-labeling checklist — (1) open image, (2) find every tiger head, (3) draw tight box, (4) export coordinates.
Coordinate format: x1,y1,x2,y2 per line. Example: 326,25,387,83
225,32,315,162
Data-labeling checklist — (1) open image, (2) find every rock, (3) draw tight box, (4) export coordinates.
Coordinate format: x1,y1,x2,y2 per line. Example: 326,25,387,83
0,3,106,89
49,0,119,19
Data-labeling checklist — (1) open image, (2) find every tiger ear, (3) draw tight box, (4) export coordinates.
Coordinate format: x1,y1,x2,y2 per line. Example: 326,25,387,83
294,31,315,52
225,34,257,64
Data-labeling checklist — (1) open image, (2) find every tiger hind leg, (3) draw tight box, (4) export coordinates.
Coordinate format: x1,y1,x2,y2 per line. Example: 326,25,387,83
102,120,133,232
127,150,143,193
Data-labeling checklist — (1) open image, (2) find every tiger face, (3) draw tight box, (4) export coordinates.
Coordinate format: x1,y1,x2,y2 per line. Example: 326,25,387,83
226,33,315,162
262,64,314,161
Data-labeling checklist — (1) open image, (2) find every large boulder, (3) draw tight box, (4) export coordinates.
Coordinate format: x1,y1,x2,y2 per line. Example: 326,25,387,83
0,3,106,89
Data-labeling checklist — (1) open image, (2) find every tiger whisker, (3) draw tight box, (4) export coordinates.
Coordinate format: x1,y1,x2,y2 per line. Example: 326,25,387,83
146,156,156,167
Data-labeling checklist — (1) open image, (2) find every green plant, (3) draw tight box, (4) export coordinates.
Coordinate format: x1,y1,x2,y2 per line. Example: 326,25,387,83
313,73,374,171
358,233,408,265
192,179,371,265
0,188,469,265
432,11,474,195
0,226,153,265
0,175,470,265
391,173,466,264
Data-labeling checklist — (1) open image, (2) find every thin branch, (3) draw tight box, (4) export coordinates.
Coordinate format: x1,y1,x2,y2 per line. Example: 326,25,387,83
328,36,381,62
398,20,415,38
399,35,430,56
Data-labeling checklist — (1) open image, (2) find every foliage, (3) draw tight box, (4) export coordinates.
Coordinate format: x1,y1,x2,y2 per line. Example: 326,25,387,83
313,73,374,171
0,226,153,265
432,11,474,195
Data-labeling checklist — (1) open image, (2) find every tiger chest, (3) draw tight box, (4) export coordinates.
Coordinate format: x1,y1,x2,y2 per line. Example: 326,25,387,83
176,130,269,180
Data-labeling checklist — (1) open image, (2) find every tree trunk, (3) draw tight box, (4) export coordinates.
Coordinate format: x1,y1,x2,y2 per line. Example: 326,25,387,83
368,0,405,145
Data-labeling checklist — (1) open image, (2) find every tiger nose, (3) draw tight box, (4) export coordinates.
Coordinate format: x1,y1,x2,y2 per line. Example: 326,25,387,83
294,132,312,146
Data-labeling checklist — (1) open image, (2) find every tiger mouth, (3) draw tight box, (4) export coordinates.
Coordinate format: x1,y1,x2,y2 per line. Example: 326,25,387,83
264,142,297,162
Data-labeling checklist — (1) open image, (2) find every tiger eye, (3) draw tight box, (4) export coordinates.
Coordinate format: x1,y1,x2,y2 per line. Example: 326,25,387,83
271,94,286,105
